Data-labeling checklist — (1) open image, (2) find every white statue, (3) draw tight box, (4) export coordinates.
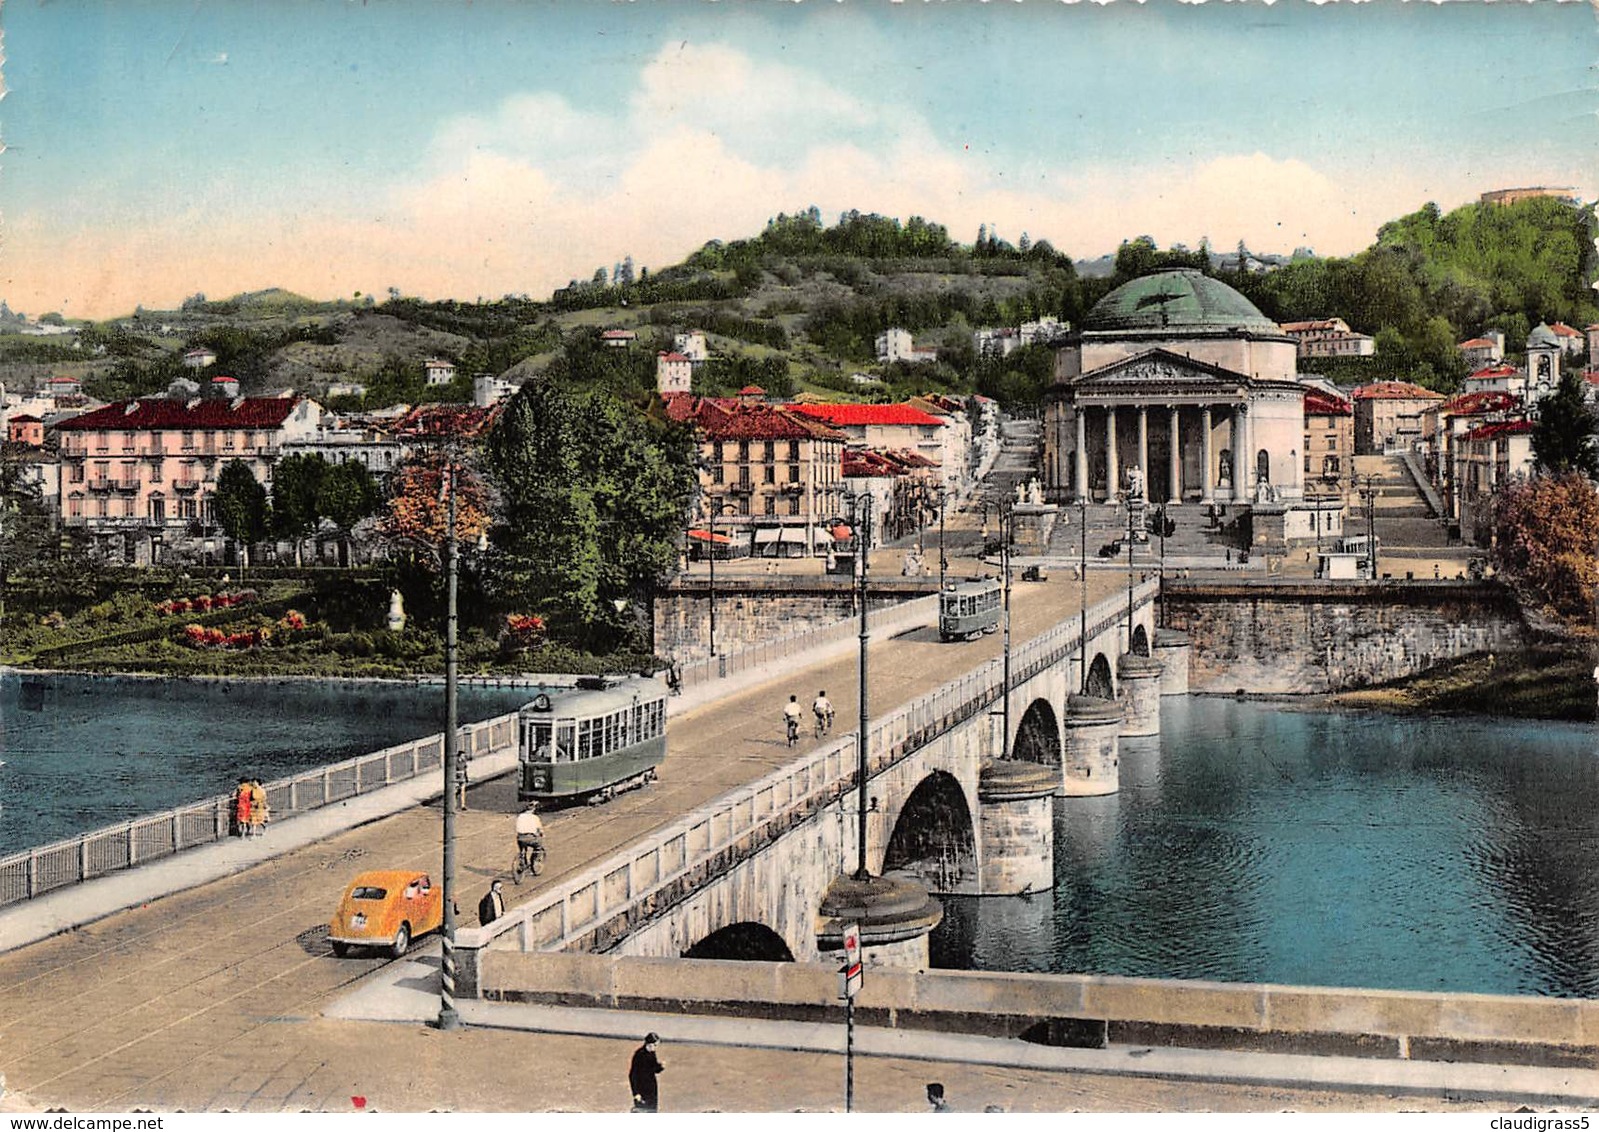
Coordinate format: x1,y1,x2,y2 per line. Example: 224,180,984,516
1015,481,1027,506
386,589,406,631
1027,479,1043,506
1127,465,1144,497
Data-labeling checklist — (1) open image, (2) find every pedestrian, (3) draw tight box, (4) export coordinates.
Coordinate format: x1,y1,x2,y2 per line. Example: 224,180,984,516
248,779,269,838
478,879,506,927
926,1082,950,1112
231,778,251,837
628,1032,664,1112
454,754,469,811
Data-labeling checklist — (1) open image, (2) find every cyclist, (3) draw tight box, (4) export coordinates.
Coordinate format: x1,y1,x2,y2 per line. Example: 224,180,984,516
812,690,835,737
782,694,804,747
514,800,545,876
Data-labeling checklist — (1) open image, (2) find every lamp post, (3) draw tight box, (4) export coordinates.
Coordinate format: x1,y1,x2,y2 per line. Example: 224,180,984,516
438,460,462,1032
1078,494,1088,693
1000,502,1012,760
937,485,948,593
706,501,737,658
847,489,874,881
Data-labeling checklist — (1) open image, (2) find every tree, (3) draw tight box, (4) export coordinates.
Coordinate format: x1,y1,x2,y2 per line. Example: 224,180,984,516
1491,472,1599,623
0,457,57,625
484,380,696,650
270,453,328,566
212,460,269,572
316,460,381,566
1532,369,1599,478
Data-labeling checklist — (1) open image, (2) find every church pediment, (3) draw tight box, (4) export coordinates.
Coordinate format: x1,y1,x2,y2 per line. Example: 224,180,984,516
1072,349,1250,395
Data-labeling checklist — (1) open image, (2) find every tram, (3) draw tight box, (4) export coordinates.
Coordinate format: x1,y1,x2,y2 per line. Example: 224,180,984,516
939,578,1003,642
517,674,668,805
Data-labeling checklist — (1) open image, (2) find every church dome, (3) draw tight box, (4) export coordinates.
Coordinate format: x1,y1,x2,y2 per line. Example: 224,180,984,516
1084,268,1283,335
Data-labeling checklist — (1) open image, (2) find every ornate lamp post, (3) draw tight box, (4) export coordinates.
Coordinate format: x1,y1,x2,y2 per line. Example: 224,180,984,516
706,501,737,658
438,461,463,1032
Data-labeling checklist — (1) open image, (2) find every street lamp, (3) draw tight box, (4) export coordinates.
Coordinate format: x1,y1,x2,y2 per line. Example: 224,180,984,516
936,485,948,593
841,488,874,881
438,460,463,1032
1078,493,1088,693
705,501,738,658
999,502,1013,759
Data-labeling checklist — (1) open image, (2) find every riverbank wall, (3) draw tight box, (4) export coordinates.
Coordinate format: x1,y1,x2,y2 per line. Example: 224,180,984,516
481,951,1599,1071
1160,579,1531,694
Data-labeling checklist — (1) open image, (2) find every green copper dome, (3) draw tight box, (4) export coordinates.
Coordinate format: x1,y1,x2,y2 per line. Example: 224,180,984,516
1084,268,1282,335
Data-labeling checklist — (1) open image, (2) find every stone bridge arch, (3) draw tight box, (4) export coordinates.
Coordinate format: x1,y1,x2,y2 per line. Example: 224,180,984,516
882,770,977,895
1085,653,1116,699
682,922,795,962
1012,697,1062,767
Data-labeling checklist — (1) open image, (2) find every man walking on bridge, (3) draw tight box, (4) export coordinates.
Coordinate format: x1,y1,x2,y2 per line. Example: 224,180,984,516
629,1032,664,1112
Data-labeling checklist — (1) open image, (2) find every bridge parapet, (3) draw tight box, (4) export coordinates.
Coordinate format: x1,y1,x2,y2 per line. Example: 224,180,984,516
455,579,1159,991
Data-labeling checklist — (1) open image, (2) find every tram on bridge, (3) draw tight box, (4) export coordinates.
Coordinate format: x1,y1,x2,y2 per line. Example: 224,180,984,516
939,578,1002,642
517,674,668,805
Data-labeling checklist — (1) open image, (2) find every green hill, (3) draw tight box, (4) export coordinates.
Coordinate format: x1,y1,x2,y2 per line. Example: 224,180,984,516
17,197,1593,409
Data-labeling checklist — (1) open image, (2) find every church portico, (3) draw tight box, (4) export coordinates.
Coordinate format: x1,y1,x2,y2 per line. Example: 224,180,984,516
1042,269,1319,547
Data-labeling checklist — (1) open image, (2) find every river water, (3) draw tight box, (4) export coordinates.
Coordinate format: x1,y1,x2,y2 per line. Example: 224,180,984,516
931,697,1599,998
0,672,537,857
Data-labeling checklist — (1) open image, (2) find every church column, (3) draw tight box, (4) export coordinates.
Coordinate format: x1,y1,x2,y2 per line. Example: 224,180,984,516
1136,409,1149,501
1201,407,1215,504
1232,405,1249,497
1105,407,1118,502
1075,409,1089,505
1168,406,1181,505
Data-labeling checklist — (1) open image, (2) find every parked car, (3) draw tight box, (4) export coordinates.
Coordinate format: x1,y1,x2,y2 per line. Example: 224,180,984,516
328,869,443,958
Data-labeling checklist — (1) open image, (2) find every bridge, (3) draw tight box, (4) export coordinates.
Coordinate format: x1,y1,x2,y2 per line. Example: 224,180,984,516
453,576,1161,983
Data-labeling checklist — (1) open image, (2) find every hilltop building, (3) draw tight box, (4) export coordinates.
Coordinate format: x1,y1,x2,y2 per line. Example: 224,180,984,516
1280,318,1375,359
673,330,709,364
656,352,693,396
423,358,458,387
1480,186,1582,207
183,348,217,370
1301,386,1353,490
1458,333,1505,370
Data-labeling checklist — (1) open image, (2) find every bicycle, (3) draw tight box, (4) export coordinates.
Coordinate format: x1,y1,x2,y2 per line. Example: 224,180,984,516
785,715,800,748
814,708,834,739
512,836,547,884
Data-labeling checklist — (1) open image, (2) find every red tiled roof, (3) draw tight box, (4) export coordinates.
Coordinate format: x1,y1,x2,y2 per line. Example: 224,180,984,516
1280,319,1345,333
1441,391,1518,416
843,450,901,477
1463,419,1533,442
788,402,945,427
1549,322,1581,338
1352,381,1444,401
392,403,500,438
658,352,690,363
48,376,80,385
737,385,766,396
600,329,636,339
1468,365,1519,379
1457,337,1496,350
668,397,845,442
211,375,238,384
8,414,41,424
57,396,301,431
1303,391,1352,416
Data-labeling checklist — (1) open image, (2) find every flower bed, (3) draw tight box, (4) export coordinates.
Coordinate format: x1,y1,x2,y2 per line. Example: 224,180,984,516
155,590,259,617
178,609,306,651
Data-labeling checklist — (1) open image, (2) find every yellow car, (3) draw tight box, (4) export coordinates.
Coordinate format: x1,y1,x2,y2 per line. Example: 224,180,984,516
328,869,443,958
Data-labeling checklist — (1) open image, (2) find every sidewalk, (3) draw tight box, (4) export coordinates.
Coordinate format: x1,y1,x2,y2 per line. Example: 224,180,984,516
329,950,1599,1109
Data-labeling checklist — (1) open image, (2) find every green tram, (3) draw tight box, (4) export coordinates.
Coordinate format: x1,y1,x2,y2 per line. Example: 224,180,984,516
517,674,668,806
939,578,1003,641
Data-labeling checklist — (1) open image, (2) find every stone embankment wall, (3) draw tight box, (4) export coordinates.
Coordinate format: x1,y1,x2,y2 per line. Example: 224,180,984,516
1161,580,1530,694
654,576,938,659
482,952,1599,1072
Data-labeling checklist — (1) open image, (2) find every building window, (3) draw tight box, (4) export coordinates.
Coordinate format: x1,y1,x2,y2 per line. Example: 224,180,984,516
763,441,775,462
789,464,801,482
68,496,83,518
181,431,195,451
788,441,800,461
712,441,723,462
764,465,775,484
149,497,165,522
95,498,108,518
712,465,725,485
764,496,776,515
789,497,801,516
738,441,749,462
95,431,109,452
150,461,162,483
69,464,84,484
121,432,136,452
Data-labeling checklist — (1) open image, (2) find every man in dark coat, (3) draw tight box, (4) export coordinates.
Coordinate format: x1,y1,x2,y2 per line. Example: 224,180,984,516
628,1032,664,1112
477,880,505,927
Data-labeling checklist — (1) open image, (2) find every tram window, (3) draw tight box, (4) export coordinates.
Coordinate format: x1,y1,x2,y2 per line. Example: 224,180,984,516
557,723,574,762
578,718,595,760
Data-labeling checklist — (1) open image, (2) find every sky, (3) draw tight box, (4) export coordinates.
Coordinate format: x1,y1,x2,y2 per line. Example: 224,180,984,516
1,1,1595,320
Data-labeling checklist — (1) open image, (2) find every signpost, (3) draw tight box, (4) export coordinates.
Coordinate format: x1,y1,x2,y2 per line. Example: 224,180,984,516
839,921,862,1112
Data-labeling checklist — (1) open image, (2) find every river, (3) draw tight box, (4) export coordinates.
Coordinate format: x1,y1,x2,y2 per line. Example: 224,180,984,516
931,697,1599,998
0,671,538,857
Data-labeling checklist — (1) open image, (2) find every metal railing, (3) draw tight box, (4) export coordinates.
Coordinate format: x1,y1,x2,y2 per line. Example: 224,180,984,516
0,713,518,910
459,578,1158,957
675,594,941,692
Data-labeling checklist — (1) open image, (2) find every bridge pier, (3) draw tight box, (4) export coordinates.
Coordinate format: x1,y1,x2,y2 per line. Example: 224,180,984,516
976,760,1057,895
1061,694,1120,796
1117,653,1165,736
1152,629,1192,696
816,873,943,969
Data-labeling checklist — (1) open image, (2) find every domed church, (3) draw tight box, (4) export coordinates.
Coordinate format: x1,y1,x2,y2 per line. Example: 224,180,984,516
1042,268,1308,510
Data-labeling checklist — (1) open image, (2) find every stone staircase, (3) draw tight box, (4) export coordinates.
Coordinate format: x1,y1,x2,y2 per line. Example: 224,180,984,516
1355,454,1448,551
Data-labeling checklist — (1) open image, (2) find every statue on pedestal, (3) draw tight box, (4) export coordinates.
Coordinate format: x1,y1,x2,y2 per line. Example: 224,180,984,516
1126,465,1144,498
1027,479,1043,506
386,589,406,632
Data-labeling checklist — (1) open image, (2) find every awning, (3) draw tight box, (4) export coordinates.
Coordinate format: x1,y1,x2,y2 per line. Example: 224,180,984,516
687,529,732,545
755,528,827,546
830,523,853,541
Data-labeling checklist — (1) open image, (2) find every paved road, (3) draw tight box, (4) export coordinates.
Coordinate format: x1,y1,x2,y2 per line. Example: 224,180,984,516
0,569,1157,1112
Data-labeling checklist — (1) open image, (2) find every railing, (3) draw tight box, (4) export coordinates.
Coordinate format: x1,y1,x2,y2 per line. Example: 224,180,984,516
0,713,519,910
459,579,1158,957
675,593,941,693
